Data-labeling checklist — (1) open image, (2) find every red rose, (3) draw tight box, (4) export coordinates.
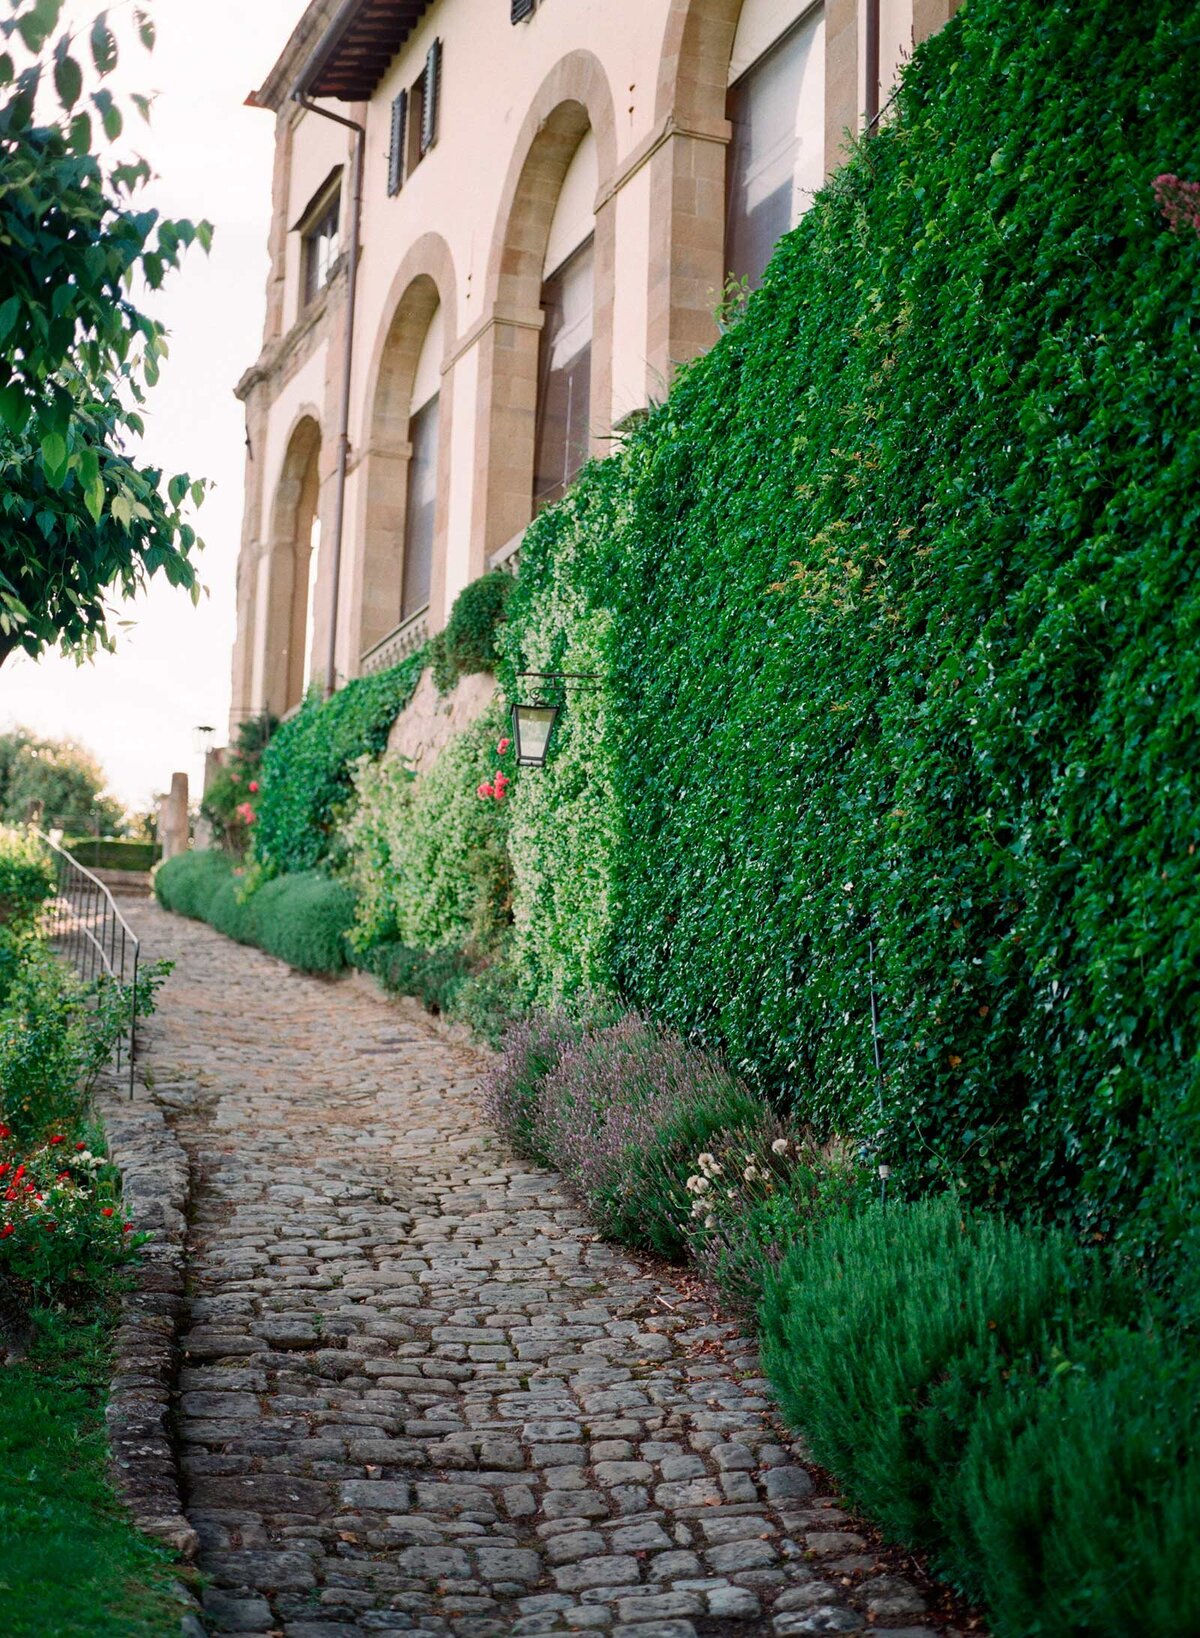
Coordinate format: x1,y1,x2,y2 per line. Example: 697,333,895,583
248,780,259,793
75,1141,86,1151
0,1124,10,1138
1,1225,12,1239
497,737,511,755
49,1135,65,1146
122,1222,132,1233
101,1208,114,1218
477,782,495,800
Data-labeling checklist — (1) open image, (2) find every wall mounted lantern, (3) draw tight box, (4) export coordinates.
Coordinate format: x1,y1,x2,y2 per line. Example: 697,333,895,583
510,673,599,768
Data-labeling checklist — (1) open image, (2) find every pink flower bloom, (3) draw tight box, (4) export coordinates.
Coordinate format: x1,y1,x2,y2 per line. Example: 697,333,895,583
477,782,495,800
497,737,511,755
248,779,259,793
1153,173,1200,237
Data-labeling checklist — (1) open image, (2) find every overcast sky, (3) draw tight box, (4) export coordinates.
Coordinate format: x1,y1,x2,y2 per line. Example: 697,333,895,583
1,0,307,811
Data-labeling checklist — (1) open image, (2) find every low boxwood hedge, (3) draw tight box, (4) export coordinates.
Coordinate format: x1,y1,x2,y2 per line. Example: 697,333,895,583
154,852,353,974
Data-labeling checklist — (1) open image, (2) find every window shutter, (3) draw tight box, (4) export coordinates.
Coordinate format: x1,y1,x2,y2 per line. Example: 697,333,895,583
511,0,535,24
420,39,441,155
388,89,407,195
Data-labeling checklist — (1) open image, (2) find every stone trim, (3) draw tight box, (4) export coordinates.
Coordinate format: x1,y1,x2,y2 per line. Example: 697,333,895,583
100,1080,196,1562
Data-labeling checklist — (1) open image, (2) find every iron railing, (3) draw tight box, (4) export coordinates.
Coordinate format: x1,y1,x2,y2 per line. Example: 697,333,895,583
34,828,141,1097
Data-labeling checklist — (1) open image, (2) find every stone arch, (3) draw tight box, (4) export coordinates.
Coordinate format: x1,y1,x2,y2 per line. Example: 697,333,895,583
354,233,458,658
262,411,322,715
646,0,744,390
470,51,618,567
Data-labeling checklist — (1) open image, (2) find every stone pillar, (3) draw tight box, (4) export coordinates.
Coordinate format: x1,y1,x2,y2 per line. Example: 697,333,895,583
159,773,190,861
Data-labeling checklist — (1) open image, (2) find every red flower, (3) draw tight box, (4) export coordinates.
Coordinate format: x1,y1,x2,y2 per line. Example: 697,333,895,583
0,1124,10,1139
44,1221,56,1232
0,1164,8,1178
12,1165,24,1181
75,1141,86,1151
4,1189,16,1202
248,780,259,793
49,1135,65,1146
1,1225,12,1239
477,782,495,800
122,1222,133,1233
57,1171,70,1182
101,1207,114,1218
497,737,511,755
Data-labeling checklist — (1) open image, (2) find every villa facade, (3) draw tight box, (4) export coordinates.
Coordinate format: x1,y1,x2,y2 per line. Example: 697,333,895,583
228,0,961,727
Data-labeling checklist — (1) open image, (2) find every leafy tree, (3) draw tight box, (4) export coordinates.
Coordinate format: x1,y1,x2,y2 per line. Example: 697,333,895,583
0,728,122,829
0,0,210,668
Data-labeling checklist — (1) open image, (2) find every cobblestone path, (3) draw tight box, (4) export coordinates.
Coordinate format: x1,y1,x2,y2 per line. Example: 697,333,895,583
132,902,956,1638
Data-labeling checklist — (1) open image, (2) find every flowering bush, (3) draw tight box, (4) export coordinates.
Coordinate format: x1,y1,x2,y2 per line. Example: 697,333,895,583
0,1129,147,1294
482,1007,586,1162
342,704,513,955
534,1013,763,1258
0,941,169,1144
684,1126,870,1311
199,709,277,855
0,827,54,937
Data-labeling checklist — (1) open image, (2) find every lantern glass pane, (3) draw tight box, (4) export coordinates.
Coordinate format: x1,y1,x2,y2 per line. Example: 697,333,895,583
513,703,558,765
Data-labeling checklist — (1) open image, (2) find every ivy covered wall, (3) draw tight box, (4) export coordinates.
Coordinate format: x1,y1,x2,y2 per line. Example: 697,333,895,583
501,0,1200,1290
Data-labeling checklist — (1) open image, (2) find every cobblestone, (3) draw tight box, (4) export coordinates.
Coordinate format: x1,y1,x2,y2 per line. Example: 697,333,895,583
127,903,957,1635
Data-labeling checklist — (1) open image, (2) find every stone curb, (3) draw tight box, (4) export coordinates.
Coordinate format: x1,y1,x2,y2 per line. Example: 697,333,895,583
99,1076,200,1565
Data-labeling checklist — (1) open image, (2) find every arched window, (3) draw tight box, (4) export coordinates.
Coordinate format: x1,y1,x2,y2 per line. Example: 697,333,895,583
725,0,826,291
402,303,443,620
533,128,597,511
262,417,322,715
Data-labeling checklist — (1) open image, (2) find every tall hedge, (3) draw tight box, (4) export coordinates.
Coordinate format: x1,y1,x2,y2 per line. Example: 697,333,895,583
503,0,1200,1297
253,651,426,875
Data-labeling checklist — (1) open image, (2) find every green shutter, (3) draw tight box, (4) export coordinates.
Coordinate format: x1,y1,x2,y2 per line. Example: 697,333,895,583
388,89,407,196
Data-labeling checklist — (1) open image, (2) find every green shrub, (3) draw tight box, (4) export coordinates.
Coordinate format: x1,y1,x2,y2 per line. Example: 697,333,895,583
429,570,514,693
953,1322,1200,1637
482,1008,586,1162
198,708,277,856
0,828,53,935
500,0,1200,1297
0,948,91,1140
760,1198,1130,1553
254,651,426,875
450,962,525,1047
157,851,351,974
250,871,354,973
60,839,159,873
343,706,513,957
154,850,238,920
355,939,473,1014
536,1013,764,1259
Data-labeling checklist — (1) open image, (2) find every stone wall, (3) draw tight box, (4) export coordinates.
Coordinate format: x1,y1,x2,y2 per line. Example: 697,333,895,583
385,666,497,774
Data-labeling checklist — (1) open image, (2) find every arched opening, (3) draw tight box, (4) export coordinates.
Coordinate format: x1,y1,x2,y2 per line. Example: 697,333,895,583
725,0,827,291
473,53,617,567
533,128,597,511
262,416,322,715
358,248,456,661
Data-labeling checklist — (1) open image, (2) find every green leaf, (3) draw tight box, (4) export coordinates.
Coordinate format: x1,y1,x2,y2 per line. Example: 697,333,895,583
0,296,20,345
0,383,30,436
90,12,117,75
77,448,104,524
53,38,81,109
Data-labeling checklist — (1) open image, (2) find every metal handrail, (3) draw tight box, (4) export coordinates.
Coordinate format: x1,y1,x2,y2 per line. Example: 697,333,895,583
34,828,141,1097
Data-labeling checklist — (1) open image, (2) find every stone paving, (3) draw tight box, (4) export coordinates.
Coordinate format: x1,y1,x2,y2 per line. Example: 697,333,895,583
130,901,961,1638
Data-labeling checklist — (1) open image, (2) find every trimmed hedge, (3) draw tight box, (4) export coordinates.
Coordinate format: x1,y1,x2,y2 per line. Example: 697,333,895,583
760,1200,1199,1637
62,839,159,873
428,569,514,693
253,651,426,875
155,852,353,974
502,0,1200,1295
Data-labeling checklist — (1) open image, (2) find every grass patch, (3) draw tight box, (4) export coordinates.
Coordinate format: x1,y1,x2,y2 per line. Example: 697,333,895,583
0,1295,185,1638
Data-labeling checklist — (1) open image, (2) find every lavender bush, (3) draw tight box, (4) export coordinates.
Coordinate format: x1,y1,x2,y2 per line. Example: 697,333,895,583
535,1014,763,1258
481,1008,583,1164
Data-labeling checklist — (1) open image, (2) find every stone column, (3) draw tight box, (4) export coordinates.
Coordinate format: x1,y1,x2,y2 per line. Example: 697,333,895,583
159,773,190,861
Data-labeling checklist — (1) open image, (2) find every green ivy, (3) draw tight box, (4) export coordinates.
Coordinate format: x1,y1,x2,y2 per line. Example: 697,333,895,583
252,651,426,875
503,0,1200,1298
428,570,515,693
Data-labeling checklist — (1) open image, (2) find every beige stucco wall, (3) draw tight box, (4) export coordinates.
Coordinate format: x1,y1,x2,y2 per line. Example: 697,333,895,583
230,0,960,735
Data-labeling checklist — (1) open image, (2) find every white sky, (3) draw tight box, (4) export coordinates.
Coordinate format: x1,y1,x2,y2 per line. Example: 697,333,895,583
1,0,307,811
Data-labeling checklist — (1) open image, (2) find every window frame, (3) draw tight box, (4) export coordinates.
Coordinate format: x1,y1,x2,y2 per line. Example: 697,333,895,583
296,171,344,310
